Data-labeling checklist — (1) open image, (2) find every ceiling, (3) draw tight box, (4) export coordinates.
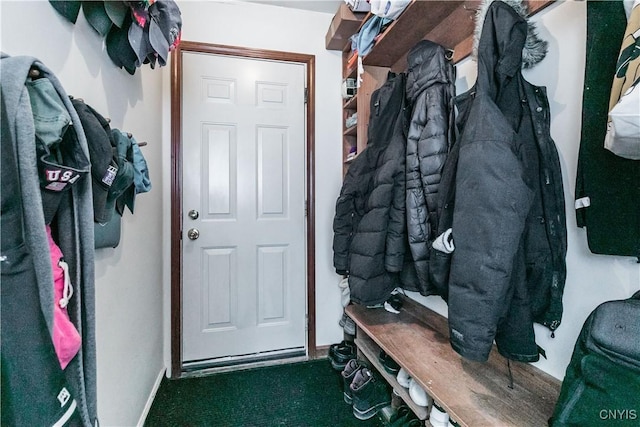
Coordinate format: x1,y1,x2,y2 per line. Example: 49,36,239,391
242,0,344,14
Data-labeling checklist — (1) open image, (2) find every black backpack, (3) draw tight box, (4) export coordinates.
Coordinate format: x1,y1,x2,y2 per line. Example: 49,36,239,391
550,290,640,426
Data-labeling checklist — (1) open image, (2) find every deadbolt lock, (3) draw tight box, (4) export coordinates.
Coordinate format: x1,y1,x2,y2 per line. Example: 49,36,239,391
188,209,199,220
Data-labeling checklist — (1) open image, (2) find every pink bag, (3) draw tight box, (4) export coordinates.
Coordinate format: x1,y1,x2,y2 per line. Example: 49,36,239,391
45,225,82,369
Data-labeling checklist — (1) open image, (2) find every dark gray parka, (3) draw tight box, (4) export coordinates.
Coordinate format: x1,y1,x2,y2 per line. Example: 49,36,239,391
404,40,456,296
333,72,411,305
442,0,567,362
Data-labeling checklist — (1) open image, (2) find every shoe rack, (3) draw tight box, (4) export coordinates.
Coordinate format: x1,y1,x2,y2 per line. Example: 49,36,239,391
355,333,431,421
345,295,561,427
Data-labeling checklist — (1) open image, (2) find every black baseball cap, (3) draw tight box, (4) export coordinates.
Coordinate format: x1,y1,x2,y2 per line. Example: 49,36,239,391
148,0,182,66
106,14,138,75
71,99,119,224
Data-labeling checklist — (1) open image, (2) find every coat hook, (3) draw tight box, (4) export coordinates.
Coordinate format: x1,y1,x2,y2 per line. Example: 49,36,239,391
28,67,41,79
127,132,133,138
106,117,111,123
445,49,455,61
137,141,148,147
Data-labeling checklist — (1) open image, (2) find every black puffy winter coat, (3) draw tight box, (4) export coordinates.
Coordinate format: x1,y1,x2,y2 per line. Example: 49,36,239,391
333,72,412,305
404,40,456,296
441,0,567,363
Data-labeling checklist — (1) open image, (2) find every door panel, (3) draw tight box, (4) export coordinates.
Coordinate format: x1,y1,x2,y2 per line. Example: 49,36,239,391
257,127,287,217
202,247,236,330
181,52,306,364
204,124,236,217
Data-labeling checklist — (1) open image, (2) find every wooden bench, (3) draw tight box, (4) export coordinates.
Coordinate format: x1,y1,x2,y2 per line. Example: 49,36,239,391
345,295,561,427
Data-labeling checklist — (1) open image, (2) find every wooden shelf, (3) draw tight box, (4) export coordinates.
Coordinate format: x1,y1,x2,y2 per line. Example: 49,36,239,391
343,95,357,110
344,125,357,136
346,296,561,427
362,0,465,67
326,3,367,50
359,0,556,68
344,64,357,79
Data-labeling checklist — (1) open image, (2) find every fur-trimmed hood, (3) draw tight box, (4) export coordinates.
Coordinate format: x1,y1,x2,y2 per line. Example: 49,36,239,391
473,0,548,68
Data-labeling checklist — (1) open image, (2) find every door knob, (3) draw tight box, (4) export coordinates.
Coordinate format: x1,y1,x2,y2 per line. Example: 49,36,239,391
187,228,200,240
188,209,199,220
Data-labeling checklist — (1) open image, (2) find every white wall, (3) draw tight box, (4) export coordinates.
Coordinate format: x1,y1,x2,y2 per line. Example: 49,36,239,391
1,2,165,426
163,0,345,374
410,0,640,380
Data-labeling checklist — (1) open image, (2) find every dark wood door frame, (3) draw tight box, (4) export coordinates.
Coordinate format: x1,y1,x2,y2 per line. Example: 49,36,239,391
170,41,317,378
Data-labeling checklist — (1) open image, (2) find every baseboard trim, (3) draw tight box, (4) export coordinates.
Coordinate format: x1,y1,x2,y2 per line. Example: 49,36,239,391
137,367,166,427
315,345,330,358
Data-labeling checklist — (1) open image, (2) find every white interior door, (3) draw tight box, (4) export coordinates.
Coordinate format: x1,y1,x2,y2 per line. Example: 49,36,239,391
181,51,307,365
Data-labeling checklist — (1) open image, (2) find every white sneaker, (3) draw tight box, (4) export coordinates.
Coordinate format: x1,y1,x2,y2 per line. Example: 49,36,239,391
430,402,450,427
408,378,428,407
396,368,411,388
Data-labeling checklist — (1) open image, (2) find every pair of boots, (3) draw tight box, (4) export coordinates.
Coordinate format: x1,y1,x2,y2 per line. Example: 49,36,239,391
341,359,391,420
329,340,357,371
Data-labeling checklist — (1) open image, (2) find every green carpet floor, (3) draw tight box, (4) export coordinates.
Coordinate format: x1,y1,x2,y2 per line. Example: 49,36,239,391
145,359,384,427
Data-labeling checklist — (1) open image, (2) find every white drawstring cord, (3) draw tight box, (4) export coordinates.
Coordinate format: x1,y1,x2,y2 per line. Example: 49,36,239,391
58,259,74,309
